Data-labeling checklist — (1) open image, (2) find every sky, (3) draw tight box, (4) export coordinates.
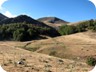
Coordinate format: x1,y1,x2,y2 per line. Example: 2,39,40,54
0,0,96,22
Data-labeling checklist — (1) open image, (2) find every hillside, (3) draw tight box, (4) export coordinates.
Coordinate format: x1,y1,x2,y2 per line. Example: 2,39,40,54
0,13,8,21
37,17,69,28
0,14,95,72
68,20,89,26
0,15,51,27
0,41,91,72
0,14,60,41
16,31,96,62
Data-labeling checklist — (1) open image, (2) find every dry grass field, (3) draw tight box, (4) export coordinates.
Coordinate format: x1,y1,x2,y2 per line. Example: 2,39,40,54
0,31,96,72
15,31,96,61
41,21,65,28
0,42,92,72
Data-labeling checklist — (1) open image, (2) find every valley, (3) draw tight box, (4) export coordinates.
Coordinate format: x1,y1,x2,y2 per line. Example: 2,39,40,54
0,13,95,72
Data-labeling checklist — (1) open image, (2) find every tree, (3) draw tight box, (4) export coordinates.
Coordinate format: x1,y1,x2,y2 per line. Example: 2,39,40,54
27,29,37,39
76,23,86,32
13,28,25,41
59,25,77,35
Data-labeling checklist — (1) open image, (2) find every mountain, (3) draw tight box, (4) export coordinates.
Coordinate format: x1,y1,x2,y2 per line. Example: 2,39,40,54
0,15,49,27
0,13,8,21
38,17,68,24
37,17,69,28
0,14,60,41
0,14,93,72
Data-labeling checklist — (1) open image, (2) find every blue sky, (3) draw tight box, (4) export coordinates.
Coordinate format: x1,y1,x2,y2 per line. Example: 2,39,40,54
0,0,96,22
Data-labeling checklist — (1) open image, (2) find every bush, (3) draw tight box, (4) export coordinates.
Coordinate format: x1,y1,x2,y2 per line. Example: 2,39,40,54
59,25,77,35
49,51,56,56
86,57,96,66
76,24,86,32
58,19,96,36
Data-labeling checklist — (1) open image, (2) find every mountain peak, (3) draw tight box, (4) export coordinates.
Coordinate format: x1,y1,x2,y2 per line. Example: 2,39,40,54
37,17,69,24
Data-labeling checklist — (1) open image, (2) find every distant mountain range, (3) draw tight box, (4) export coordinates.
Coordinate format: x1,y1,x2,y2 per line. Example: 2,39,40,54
0,13,69,28
0,14,49,27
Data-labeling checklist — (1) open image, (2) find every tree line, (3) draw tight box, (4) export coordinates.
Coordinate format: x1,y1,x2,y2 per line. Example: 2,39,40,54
0,23,59,41
58,19,96,35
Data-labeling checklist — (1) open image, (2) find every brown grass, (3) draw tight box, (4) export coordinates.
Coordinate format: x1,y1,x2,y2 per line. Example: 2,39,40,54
0,31,96,72
0,40,92,72
16,31,96,61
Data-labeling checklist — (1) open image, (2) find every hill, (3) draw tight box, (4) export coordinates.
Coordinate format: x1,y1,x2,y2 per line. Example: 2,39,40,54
0,14,60,41
0,13,8,21
17,31,96,62
37,17,69,28
0,23,60,41
0,41,91,72
0,17,95,71
0,15,51,27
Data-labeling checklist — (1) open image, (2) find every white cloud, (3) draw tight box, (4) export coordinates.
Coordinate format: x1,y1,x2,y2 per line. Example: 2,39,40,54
89,0,96,7
0,0,8,10
3,11,16,18
0,0,17,18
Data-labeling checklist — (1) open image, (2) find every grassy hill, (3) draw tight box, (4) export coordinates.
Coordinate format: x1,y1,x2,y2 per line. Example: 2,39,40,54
0,30,95,72
0,14,95,72
0,41,91,72
14,31,96,61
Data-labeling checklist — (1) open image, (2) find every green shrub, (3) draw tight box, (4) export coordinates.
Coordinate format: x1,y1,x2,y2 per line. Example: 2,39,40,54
75,23,86,32
86,57,96,66
58,19,96,36
49,51,56,56
58,25,77,35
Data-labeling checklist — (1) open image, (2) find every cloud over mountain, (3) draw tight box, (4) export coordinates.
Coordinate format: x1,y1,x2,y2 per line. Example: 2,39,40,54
3,11,16,18
0,0,16,18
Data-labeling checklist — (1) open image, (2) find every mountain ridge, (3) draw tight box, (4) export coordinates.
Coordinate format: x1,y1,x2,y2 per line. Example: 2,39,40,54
0,13,8,21
37,17,69,28
37,17,69,24
0,15,48,26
